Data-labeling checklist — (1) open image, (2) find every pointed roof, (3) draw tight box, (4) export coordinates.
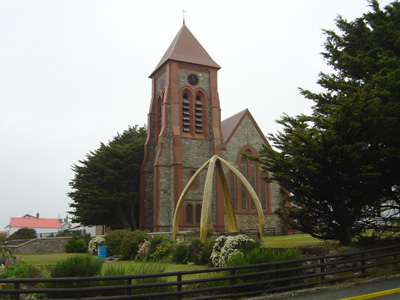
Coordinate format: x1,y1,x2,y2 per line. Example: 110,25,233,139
150,25,221,77
221,109,249,144
221,109,272,148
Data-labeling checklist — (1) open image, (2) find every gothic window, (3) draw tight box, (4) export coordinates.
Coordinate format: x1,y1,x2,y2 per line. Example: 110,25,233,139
195,204,201,225
182,93,190,133
186,203,193,224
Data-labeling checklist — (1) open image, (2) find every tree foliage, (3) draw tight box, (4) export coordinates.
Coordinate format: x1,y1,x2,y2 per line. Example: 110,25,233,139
257,0,400,245
7,228,37,240
68,125,147,230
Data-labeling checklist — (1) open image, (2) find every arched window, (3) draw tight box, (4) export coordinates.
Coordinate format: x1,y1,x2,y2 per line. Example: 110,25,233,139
195,204,201,225
186,203,193,224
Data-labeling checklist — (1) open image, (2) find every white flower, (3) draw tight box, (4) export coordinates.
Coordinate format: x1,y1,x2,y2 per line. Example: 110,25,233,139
210,234,255,267
88,236,105,254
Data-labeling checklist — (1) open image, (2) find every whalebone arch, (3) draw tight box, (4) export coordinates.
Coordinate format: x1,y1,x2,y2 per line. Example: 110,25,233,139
173,155,265,242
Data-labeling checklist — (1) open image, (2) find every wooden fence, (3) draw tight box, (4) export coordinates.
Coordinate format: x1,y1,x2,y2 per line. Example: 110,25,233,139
1,244,399,300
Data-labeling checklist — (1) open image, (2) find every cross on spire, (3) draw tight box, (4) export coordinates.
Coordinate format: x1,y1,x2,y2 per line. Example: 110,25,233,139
182,9,186,25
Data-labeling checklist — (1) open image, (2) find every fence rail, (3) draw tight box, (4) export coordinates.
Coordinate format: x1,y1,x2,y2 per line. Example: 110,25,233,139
1,244,400,299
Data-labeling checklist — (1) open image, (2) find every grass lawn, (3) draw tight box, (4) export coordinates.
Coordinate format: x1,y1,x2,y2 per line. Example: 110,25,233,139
263,233,328,247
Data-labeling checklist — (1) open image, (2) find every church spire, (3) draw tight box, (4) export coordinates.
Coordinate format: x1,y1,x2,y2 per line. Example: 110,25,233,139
182,9,186,25
149,24,221,77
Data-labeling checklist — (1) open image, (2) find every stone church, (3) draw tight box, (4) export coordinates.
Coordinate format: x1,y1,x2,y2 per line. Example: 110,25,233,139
139,24,283,233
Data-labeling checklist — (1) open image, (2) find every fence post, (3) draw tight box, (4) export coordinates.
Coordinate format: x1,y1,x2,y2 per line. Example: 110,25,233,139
76,281,81,300
320,259,325,282
230,269,236,299
14,282,20,300
361,253,367,275
177,274,182,300
127,278,132,296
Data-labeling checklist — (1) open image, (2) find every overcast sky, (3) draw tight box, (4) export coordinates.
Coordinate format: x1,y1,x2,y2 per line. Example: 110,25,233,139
0,0,394,231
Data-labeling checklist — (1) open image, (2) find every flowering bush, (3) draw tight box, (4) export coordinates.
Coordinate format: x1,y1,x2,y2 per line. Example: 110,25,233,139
210,234,256,267
88,236,106,254
135,240,151,261
0,246,15,265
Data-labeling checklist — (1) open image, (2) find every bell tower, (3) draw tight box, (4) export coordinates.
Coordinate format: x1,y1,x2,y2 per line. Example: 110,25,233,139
140,25,223,232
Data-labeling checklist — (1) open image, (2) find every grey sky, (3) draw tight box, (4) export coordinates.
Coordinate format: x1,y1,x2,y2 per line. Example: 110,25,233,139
0,0,393,230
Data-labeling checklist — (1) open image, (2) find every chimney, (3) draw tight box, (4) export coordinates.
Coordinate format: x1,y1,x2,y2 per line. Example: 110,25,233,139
36,212,39,219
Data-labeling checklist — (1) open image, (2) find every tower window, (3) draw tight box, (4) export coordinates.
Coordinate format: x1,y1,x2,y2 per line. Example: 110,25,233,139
182,93,191,132
181,91,206,137
195,95,203,133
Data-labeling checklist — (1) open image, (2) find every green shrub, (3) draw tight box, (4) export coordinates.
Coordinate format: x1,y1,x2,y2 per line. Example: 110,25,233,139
120,230,151,260
50,255,103,278
64,236,87,253
171,243,191,264
0,261,41,279
7,228,36,240
47,255,104,298
0,232,6,244
199,239,215,266
189,239,204,265
104,229,130,256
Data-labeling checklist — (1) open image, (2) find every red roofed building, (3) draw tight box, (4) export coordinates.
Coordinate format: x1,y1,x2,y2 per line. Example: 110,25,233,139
7,214,61,237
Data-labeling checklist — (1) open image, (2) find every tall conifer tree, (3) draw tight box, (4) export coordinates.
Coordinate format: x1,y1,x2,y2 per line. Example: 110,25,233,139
258,0,400,245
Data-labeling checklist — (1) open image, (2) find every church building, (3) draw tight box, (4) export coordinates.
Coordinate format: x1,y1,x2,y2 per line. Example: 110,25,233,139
139,24,283,233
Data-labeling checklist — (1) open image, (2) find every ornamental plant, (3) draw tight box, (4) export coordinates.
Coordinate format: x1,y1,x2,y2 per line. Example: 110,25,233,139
134,239,151,261
210,234,256,267
0,246,15,265
88,236,105,254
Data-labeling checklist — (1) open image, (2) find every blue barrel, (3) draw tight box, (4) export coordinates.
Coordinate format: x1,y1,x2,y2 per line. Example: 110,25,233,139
98,246,108,259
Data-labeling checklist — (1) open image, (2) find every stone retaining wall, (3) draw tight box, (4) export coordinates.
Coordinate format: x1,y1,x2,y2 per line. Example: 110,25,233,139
5,237,71,254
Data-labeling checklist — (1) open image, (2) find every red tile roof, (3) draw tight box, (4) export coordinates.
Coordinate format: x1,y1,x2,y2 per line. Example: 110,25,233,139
10,217,61,229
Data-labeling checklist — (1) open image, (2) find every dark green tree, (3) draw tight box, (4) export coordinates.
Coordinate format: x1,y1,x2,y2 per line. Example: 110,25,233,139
257,0,400,245
68,125,147,230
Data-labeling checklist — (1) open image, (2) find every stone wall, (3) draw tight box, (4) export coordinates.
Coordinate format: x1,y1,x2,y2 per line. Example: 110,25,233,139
6,237,71,254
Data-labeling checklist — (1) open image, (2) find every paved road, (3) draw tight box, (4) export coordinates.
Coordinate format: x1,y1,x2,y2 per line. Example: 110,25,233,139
272,275,400,300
